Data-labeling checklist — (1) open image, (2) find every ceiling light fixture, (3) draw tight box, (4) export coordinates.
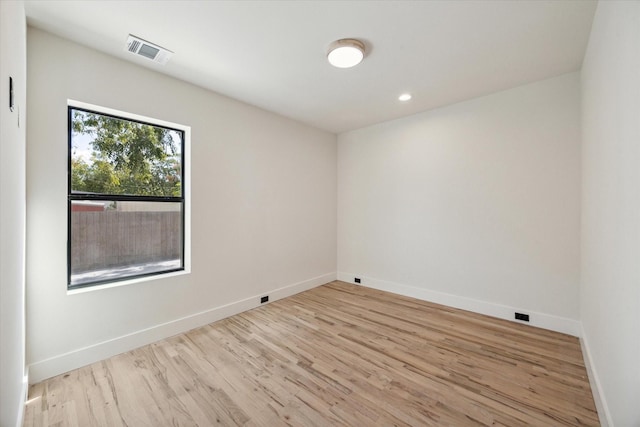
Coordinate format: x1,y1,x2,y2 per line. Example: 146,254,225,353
327,39,365,68
399,93,412,101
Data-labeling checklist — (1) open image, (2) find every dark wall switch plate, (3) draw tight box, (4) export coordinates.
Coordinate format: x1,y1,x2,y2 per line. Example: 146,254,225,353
9,77,15,112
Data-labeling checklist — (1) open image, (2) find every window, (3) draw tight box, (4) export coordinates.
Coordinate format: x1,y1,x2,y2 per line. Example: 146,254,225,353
68,102,189,289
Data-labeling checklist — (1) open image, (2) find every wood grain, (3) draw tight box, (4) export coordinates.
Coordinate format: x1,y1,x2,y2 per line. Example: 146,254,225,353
23,281,599,426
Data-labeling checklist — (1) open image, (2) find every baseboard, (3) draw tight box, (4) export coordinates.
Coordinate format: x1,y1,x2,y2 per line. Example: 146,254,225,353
337,272,581,336
580,328,613,427
28,272,336,384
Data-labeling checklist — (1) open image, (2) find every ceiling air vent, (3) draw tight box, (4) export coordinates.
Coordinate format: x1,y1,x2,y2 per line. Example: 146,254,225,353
125,35,173,65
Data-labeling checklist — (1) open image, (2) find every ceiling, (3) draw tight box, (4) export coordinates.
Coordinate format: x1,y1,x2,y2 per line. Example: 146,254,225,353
24,1,597,134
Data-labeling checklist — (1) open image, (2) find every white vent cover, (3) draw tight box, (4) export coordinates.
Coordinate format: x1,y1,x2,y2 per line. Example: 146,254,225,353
125,35,173,65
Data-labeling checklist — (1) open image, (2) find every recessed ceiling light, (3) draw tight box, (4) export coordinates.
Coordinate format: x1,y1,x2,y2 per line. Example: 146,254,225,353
398,93,412,101
327,39,365,68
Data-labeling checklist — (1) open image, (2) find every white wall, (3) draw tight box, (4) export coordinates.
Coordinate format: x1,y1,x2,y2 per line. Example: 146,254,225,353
338,73,581,334
580,2,640,425
0,1,27,426
26,28,337,382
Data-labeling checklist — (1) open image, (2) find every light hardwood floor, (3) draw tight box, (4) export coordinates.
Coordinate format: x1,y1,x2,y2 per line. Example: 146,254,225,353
23,281,599,426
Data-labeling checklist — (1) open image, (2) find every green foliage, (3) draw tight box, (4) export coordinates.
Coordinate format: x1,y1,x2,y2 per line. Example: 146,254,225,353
71,110,182,197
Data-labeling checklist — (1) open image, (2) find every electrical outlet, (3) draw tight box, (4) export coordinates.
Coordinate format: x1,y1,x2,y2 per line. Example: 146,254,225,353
261,296,269,304
354,277,361,283
515,312,529,322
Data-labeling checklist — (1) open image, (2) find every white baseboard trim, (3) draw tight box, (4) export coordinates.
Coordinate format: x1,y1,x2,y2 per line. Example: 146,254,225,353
337,272,581,337
28,272,336,384
580,328,613,427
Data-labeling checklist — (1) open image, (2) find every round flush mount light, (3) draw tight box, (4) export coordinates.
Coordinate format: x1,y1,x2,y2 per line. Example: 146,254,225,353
327,39,365,68
398,93,412,101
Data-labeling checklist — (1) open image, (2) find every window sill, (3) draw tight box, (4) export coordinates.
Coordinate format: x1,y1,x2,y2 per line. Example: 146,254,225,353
67,268,190,295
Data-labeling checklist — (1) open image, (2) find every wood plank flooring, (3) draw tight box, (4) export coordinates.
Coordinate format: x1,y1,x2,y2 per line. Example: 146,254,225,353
23,281,599,426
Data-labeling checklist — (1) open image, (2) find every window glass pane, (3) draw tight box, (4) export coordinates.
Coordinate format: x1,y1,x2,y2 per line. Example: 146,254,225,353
70,200,183,287
70,109,182,197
